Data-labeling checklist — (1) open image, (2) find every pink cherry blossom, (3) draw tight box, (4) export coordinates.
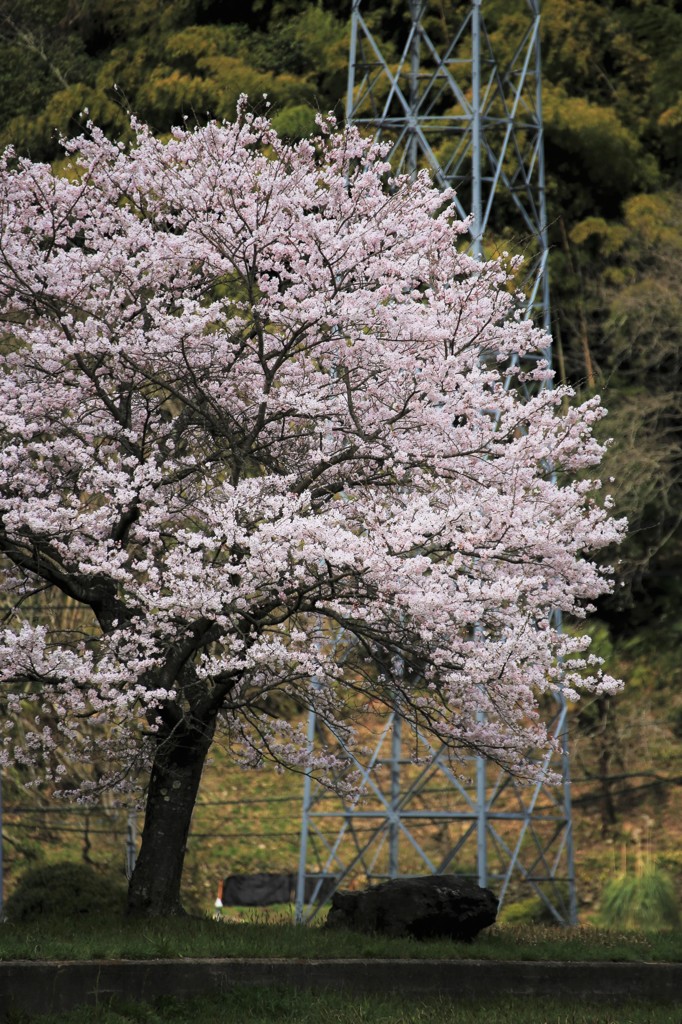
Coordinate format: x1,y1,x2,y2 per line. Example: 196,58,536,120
0,104,624,914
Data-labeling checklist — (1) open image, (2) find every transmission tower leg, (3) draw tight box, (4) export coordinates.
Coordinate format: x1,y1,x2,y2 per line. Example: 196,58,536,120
125,810,137,880
295,707,317,924
296,0,577,926
471,0,482,257
389,714,402,878
476,752,488,888
408,1,421,179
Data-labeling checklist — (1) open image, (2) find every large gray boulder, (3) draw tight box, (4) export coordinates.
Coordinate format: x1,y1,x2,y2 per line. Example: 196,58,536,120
324,874,497,942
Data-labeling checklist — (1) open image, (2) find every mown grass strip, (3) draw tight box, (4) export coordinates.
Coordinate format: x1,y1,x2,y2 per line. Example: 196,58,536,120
0,916,680,963
24,987,681,1024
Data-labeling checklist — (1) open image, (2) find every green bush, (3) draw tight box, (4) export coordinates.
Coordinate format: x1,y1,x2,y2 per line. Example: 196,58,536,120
3,861,127,922
271,104,317,141
597,862,680,931
498,882,571,926
498,896,549,925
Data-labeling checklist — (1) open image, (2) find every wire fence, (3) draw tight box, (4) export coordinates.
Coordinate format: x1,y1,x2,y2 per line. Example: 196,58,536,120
4,770,677,836
4,769,676,872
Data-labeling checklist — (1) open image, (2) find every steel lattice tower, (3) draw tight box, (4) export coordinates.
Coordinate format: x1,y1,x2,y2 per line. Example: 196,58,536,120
296,0,577,926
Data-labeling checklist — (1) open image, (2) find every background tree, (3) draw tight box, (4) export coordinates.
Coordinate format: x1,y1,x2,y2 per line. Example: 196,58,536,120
0,109,622,915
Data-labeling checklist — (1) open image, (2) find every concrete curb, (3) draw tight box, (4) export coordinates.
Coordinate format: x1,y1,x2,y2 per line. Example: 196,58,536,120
1,958,681,1018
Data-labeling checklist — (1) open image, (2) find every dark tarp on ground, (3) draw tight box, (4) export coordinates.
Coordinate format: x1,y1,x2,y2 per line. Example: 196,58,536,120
221,872,337,905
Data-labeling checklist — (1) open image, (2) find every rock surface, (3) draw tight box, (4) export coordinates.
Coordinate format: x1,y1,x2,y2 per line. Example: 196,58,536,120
324,874,498,942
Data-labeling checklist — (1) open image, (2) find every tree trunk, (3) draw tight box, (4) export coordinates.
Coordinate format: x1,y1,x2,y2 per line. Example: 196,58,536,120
127,714,215,916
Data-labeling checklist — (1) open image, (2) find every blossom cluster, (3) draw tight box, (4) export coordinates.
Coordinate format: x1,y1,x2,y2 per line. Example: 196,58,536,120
0,105,624,794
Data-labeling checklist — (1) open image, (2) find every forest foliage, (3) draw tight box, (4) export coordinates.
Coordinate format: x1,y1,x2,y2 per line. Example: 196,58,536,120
0,0,680,818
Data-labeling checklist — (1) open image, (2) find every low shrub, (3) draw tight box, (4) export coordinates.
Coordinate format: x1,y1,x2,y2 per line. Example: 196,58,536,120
498,885,570,926
498,896,551,925
3,861,127,922
597,862,680,930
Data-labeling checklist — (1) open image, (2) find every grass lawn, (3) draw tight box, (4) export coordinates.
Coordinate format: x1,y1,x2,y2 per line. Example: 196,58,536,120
3,918,680,1023
0,915,680,963
21,987,682,1024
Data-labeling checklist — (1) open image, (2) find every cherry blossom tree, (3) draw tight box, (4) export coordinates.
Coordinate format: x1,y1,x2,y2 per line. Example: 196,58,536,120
0,105,624,916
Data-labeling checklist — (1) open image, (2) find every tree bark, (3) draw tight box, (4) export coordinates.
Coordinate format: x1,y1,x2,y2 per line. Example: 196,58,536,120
127,713,216,916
